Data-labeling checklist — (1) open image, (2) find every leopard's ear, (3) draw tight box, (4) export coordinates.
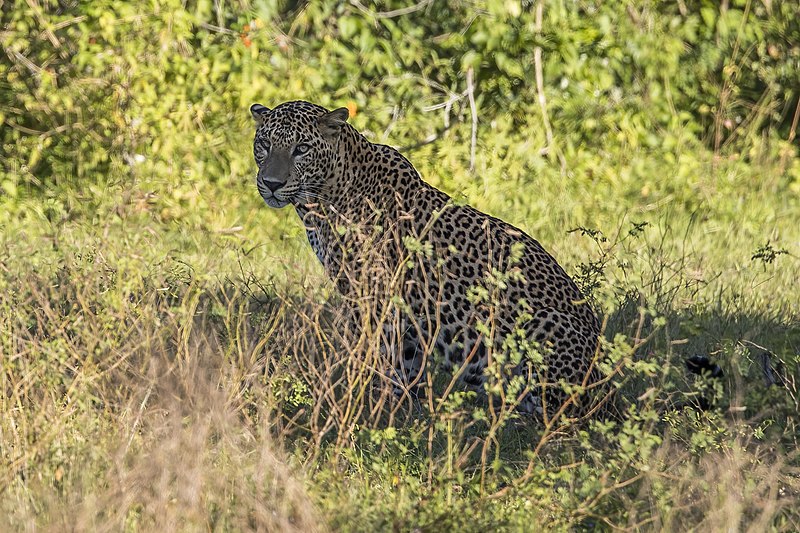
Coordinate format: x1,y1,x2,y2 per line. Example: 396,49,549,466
317,107,349,138
250,103,271,125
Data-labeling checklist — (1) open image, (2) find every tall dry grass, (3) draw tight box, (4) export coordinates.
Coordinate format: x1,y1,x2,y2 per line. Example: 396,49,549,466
1,243,797,531
0,264,323,531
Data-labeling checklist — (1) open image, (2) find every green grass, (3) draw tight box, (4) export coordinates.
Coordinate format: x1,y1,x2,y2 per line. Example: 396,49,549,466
3,0,800,529
1,128,798,531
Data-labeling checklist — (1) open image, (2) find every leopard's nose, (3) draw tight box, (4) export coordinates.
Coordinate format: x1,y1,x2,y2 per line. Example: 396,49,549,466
265,180,285,192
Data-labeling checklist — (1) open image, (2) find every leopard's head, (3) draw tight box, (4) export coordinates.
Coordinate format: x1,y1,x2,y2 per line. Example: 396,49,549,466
250,100,349,208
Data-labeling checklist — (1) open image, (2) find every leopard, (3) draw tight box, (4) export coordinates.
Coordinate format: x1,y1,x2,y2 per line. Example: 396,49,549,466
249,100,603,421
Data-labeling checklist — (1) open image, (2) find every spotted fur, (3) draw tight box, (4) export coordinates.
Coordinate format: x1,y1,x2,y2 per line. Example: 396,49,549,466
250,100,602,419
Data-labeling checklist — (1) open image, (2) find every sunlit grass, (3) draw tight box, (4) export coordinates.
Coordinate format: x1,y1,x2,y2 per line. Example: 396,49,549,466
1,135,798,530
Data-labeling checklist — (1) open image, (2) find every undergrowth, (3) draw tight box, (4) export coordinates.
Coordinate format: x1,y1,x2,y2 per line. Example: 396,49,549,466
1,205,797,530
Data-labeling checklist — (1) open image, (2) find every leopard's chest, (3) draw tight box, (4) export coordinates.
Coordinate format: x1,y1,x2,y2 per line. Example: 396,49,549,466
305,229,327,266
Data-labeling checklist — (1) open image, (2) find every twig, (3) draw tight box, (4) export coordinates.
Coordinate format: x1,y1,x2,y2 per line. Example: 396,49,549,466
788,94,800,144
533,0,566,174
124,384,153,455
38,15,86,37
467,66,477,172
26,0,68,59
349,0,434,19
420,89,469,112
198,22,239,36
5,48,42,75
4,121,73,137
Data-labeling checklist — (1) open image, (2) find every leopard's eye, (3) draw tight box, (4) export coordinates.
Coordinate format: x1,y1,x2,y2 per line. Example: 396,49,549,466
293,143,311,157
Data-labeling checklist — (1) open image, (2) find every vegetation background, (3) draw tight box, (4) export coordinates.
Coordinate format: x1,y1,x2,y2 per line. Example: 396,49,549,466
1,0,799,530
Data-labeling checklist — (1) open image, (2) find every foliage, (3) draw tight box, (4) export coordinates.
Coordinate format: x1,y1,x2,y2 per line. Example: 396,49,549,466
1,0,799,531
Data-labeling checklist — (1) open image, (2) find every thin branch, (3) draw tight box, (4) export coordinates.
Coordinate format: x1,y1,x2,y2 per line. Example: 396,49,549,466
5,48,42,75
198,22,239,36
788,93,800,144
4,121,74,137
38,15,86,37
533,0,566,173
349,0,434,19
26,0,67,58
420,89,469,112
467,66,477,172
